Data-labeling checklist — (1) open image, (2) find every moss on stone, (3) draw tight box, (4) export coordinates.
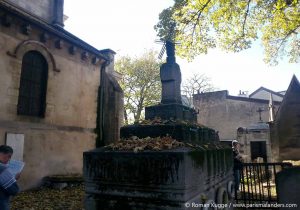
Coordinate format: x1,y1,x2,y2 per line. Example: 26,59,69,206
188,149,206,168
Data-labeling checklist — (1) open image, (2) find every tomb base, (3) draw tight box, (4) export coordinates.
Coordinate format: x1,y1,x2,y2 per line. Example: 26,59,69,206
83,146,233,210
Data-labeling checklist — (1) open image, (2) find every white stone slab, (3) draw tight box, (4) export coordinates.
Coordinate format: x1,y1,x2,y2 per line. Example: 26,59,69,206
6,133,24,161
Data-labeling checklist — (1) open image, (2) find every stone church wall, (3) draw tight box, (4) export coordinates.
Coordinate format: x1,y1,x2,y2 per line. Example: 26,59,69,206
0,2,107,189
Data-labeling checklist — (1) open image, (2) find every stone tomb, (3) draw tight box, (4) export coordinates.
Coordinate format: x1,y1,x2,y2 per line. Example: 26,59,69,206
276,167,300,209
84,146,233,209
121,124,219,144
83,40,234,209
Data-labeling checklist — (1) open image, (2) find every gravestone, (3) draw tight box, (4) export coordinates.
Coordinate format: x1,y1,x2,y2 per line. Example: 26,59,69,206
83,39,233,210
276,167,300,209
6,133,24,161
145,41,197,123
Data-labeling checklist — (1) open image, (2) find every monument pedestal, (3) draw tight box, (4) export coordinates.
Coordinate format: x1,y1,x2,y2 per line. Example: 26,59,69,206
84,147,233,210
145,103,197,123
121,124,219,144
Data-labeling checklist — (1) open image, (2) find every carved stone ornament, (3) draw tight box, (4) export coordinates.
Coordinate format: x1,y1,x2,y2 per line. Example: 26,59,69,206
92,56,99,65
21,23,32,35
55,39,64,49
68,45,76,55
7,40,60,72
81,51,88,60
40,33,49,43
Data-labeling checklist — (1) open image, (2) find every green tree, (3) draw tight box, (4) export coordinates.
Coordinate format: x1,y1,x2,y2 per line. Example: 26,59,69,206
115,51,162,124
182,73,215,106
155,0,300,65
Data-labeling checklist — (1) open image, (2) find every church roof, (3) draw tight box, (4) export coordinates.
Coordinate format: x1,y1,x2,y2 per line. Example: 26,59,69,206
249,86,284,101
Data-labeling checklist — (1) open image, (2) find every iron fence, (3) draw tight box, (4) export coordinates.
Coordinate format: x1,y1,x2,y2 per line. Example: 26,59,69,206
235,162,293,207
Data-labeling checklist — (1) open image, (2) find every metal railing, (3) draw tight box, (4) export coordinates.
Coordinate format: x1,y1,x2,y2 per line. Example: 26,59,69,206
235,162,293,206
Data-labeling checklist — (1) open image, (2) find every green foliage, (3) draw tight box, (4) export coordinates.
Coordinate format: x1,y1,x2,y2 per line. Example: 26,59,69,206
155,0,300,65
115,50,162,124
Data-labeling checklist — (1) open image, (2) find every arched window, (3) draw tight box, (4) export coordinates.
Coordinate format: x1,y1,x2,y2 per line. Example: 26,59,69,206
17,51,48,117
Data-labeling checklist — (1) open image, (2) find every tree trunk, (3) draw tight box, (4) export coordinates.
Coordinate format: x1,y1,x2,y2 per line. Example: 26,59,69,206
124,110,129,125
135,96,145,123
135,108,142,123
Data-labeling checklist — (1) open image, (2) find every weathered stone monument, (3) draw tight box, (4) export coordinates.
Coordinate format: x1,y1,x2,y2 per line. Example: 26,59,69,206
83,40,233,210
276,167,300,209
145,41,197,122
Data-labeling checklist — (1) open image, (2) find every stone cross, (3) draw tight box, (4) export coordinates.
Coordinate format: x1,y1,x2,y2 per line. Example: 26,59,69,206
145,40,197,122
257,107,264,121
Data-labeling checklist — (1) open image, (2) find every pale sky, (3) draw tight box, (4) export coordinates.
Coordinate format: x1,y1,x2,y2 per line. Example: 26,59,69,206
64,0,300,96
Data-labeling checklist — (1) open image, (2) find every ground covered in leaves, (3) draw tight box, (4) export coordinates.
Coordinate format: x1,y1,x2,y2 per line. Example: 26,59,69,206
11,184,84,210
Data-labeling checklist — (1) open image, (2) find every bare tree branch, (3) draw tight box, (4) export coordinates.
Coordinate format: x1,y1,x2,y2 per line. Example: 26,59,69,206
242,0,252,37
191,0,212,44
